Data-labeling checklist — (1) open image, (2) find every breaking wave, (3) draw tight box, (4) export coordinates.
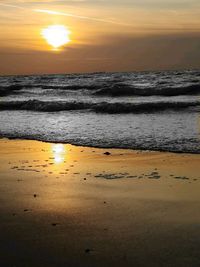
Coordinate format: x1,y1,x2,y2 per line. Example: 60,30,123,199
1,82,200,97
0,99,199,113
0,71,200,154
94,83,200,96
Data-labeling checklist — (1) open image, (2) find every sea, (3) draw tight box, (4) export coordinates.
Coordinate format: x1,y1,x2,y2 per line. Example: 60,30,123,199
0,70,199,153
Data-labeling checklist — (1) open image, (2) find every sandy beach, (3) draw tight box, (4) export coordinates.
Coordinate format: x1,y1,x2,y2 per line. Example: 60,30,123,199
0,138,200,267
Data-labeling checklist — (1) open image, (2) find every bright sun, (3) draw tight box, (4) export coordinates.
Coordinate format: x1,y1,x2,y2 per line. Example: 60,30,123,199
41,25,71,49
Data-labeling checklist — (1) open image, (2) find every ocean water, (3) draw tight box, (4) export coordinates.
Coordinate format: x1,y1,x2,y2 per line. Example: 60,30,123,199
0,70,199,153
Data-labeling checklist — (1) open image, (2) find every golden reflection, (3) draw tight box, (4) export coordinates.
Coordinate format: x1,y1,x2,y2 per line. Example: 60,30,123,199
52,144,66,164
52,144,65,154
54,154,65,164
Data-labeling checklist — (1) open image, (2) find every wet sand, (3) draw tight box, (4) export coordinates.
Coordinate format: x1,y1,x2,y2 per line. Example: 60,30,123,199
0,139,200,267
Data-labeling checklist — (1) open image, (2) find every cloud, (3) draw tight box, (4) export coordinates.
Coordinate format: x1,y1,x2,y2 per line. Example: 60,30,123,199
10,0,200,9
1,32,200,74
34,8,132,26
0,3,132,27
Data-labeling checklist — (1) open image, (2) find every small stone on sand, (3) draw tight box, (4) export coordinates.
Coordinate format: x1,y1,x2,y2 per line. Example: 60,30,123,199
85,249,92,253
104,152,111,155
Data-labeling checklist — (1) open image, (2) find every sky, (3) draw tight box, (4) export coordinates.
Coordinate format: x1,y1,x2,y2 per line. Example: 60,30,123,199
0,0,200,75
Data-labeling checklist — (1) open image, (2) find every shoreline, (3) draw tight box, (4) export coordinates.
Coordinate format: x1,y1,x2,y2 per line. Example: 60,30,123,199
0,139,200,266
0,136,199,155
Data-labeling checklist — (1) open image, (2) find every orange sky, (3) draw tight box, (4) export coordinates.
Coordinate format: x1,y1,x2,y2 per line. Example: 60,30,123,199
0,0,200,74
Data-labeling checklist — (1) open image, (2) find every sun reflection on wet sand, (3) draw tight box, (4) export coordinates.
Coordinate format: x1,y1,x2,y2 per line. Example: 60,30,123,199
1,139,200,215
49,144,68,174
1,140,200,267
54,154,65,164
52,144,65,164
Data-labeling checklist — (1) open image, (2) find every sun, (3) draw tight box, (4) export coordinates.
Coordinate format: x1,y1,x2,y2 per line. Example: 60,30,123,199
41,25,71,50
